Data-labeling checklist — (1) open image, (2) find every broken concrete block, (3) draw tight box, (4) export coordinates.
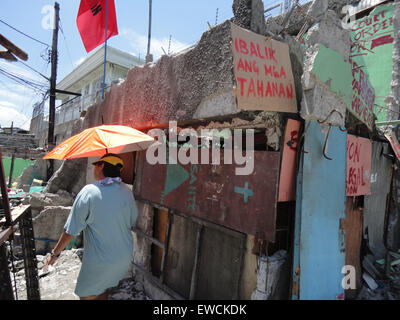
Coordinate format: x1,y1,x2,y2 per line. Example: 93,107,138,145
301,43,351,127
30,191,74,216
32,206,72,254
305,10,351,61
307,0,329,22
44,158,87,196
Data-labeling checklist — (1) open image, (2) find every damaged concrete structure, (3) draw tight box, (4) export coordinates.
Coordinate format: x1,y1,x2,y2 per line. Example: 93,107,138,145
24,0,400,300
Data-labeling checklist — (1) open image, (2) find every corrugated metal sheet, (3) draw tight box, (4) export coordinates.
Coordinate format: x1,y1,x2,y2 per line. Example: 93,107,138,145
297,121,347,300
136,150,280,241
364,141,392,258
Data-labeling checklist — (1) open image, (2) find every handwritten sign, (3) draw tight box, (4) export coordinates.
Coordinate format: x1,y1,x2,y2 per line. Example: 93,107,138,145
350,3,394,124
351,9,394,49
350,58,375,130
231,23,297,113
346,135,372,196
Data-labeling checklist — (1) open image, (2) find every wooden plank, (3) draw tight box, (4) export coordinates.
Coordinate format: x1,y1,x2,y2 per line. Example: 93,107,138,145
345,197,363,300
0,227,13,245
0,34,28,61
278,119,301,202
189,224,203,300
0,205,31,225
158,209,169,282
131,227,165,249
0,50,17,61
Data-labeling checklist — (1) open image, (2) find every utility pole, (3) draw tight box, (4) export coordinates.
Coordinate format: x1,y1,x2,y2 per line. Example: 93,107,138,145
146,0,153,63
47,2,59,180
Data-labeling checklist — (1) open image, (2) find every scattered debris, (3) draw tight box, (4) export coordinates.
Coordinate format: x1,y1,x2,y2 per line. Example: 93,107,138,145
7,247,148,300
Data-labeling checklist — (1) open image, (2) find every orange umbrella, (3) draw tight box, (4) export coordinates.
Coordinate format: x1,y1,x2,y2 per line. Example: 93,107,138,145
43,125,155,160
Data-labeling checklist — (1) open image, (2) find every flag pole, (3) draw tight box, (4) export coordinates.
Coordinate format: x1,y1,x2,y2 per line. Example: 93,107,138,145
102,0,108,100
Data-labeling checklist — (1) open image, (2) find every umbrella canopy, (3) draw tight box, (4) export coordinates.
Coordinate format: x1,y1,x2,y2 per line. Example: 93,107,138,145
43,125,155,160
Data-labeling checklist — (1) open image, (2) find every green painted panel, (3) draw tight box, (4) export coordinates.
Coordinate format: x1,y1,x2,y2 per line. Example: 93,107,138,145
310,44,375,130
351,3,394,123
311,43,353,107
2,157,35,183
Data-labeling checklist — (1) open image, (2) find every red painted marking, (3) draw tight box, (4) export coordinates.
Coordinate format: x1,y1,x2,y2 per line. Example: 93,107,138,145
370,34,394,50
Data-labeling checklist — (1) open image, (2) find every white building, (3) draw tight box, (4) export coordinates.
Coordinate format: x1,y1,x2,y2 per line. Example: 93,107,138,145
30,45,144,146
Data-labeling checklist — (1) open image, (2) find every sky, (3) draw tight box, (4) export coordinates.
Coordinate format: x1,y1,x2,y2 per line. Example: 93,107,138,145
0,0,282,130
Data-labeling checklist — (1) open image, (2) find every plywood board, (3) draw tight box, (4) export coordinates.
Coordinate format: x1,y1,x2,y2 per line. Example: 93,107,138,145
278,119,301,202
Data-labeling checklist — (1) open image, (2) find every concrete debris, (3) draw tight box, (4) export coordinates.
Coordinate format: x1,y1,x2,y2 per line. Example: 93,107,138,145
307,0,329,22
29,190,74,217
108,277,151,300
305,10,350,61
251,250,289,300
7,248,149,300
44,158,87,197
232,0,266,35
32,206,72,254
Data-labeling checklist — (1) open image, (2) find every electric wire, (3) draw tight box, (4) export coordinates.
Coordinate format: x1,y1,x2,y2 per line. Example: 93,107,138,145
0,19,50,47
59,18,75,70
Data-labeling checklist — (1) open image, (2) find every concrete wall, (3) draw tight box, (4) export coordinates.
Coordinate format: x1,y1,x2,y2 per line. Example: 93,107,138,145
82,20,236,130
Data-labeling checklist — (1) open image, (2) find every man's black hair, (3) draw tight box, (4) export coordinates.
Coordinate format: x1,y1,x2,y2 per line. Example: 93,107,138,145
98,153,123,178
102,162,122,178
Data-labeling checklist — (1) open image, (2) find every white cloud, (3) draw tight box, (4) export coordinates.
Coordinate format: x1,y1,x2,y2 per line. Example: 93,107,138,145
0,60,46,132
0,106,30,130
120,28,191,61
74,57,85,66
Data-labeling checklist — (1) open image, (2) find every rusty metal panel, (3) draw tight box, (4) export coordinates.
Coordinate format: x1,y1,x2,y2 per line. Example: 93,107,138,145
137,151,280,241
364,141,392,257
195,225,245,300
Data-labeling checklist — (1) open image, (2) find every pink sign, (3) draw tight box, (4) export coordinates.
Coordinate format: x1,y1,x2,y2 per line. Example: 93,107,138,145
346,135,372,196
278,119,301,202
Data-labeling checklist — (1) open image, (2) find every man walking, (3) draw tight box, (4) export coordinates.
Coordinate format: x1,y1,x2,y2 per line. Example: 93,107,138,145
45,154,138,300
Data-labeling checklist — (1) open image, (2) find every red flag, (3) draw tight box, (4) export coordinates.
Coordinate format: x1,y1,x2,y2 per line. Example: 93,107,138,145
76,0,118,53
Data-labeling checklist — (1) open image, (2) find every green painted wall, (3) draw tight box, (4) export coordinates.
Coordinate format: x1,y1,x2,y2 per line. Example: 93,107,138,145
2,157,35,184
350,3,394,123
310,44,353,108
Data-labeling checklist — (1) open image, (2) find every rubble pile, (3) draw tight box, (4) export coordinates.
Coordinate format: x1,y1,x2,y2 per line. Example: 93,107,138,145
7,247,150,300
357,252,400,300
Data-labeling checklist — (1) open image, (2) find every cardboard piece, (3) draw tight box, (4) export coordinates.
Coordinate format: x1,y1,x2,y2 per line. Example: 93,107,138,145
346,134,372,196
231,23,297,113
